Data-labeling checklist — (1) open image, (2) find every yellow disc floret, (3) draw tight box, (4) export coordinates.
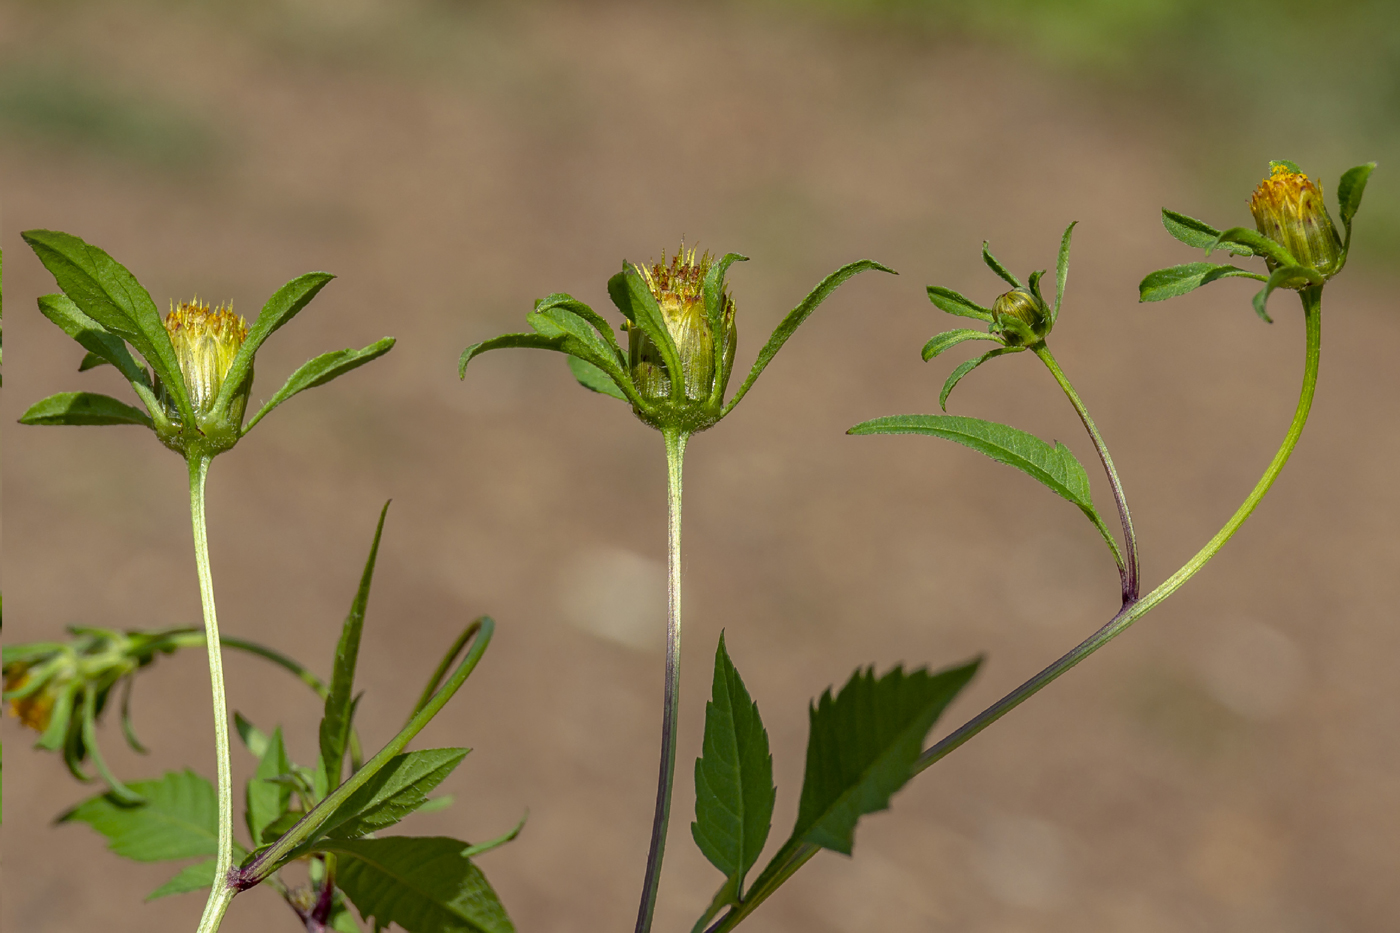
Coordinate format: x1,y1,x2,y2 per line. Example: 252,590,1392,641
1249,165,1343,277
164,299,248,414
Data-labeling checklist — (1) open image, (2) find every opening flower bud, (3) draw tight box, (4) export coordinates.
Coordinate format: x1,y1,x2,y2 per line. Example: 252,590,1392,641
3,663,58,733
630,247,736,405
1249,165,1343,277
992,287,1050,345
163,299,249,416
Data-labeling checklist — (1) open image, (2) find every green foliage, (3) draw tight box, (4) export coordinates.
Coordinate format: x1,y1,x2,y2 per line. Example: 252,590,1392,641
1252,266,1324,323
790,660,980,855
980,242,1021,289
920,328,1003,362
567,355,628,399
19,391,153,427
320,502,391,791
692,634,775,899
246,727,293,847
147,859,219,901
61,770,221,862
1207,226,1295,267
218,272,334,420
1138,262,1265,302
721,259,896,416
925,285,993,323
937,346,1021,410
1161,210,1256,256
1052,221,1076,320
244,337,396,433
848,414,1121,562
323,836,516,933
317,749,470,842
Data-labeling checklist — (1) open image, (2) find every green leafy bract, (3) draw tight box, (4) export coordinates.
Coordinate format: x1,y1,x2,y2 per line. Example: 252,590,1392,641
37,294,153,394
566,356,627,399
925,285,993,323
937,347,1021,410
692,633,775,900
791,661,979,854
1161,209,1256,256
1138,262,1266,303
920,329,1002,362
20,391,154,427
1053,221,1076,320
61,769,218,861
722,259,895,416
1338,161,1376,254
323,836,515,933
244,337,396,433
981,242,1021,289
214,272,334,422
1252,265,1324,323
1207,227,1295,268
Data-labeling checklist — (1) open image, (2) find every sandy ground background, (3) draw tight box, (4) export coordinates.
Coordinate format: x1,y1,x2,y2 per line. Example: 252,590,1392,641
4,3,1400,932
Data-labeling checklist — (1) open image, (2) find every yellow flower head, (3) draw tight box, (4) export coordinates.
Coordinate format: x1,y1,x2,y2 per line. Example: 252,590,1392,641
164,299,249,414
3,664,56,733
631,246,736,402
1249,165,1343,276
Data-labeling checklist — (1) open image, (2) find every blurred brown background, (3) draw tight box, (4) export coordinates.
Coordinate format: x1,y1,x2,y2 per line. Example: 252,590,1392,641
4,1,1399,931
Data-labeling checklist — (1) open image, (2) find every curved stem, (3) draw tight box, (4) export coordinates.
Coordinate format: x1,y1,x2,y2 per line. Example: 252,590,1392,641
706,287,1323,933
189,455,238,933
1033,342,1140,603
635,429,689,933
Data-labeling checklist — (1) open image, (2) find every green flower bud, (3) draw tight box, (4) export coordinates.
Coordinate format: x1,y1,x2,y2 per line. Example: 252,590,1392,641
1249,164,1343,277
992,287,1049,345
630,247,736,406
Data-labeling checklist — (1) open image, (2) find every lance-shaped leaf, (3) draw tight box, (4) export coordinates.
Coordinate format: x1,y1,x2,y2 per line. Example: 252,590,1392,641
981,242,1021,288
320,502,390,792
921,329,1002,362
938,346,1021,411
1207,227,1296,268
1161,210,1256,256
21,229,193,424
247,727,293,847
1252,265,1324,323
527,299,632,391
61,769,218,861
692,633,775,900
321,836,515,933
722,259,895,416
1138,262,1267,303
790,661,980,855
848,414,1121,563
1338,162,1376,253
567,356,627,399
20,391,154,427
317,748,470,842
1053,220,1076,320
926,285,993,324
38,294,153,393
534,294,626,364
610,264,687,402
244,337,395,433
212,271,335,422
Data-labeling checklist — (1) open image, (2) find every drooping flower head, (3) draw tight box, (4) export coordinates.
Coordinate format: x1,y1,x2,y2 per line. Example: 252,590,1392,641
163,299,249,415
3,662,58,733
1249,164,1343,277
631,246,736,404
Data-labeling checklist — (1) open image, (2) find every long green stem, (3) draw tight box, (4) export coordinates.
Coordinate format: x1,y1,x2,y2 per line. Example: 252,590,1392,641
635,428,689,933
1033,343,1140,602
706,287,1323,932
189,455,238,933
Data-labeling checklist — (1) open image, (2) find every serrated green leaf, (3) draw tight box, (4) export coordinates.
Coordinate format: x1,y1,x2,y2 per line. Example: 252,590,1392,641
1138,262,1267,302
920,329,1002,362
566,356,627,399
60,769,217,861
692,633,775,896
938,347,1019,410
925,285,993,323
247,727,292,847
320,503,390,793
20,391,153,427
981,242,1020,288
317,749,469,842
146,858,218,901
849,413,1093,505
791,661,980,854
322,836,515,933
244,337,395,433
1338,162,1375,227
21,229,193,424
1053,221,1076,320
723,259,895,416
1207,227,1295,267
214,272,334,421
1160,210,1255,256
1252,265,1325,323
